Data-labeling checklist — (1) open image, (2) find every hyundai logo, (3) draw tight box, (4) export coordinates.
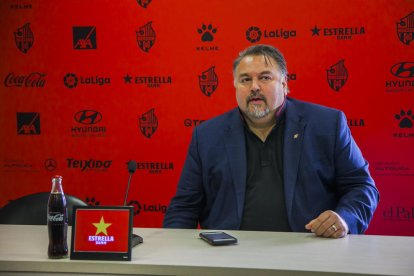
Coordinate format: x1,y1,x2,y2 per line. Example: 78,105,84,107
74,110,102,125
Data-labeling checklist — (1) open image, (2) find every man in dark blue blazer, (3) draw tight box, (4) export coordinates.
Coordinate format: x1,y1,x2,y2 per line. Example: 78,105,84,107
163,44,379,238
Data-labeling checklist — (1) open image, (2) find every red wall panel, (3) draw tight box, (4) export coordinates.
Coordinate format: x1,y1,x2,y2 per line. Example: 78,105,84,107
1,0,413,235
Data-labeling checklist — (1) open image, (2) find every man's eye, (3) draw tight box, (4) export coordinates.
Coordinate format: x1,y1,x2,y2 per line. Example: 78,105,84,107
240,78,251,83
260,75,272,81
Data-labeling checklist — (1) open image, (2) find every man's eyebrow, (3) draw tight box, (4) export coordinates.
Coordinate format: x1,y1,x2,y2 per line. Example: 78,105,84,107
237,73,250,78
237,71,273,77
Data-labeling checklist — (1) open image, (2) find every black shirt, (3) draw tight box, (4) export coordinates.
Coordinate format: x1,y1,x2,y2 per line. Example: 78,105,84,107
240,111,291,231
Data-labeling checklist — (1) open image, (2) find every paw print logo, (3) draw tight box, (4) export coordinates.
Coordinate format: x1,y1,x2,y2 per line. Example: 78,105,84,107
86,196,100,206
246,26,262,43
395,109,414,128
197,24,217,42
128,200,142,216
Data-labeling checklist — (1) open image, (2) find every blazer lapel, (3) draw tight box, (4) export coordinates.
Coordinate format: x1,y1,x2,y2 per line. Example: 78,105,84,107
223,109,247,221
283,99,306,220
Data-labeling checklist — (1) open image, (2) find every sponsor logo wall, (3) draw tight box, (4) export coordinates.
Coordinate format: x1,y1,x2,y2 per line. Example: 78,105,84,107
0,0,412,235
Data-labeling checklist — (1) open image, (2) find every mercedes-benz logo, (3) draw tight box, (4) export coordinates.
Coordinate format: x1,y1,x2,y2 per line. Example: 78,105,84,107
45,158,57,171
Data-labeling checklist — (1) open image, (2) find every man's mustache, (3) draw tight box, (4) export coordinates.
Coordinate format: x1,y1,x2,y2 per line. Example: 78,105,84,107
247,93,266,103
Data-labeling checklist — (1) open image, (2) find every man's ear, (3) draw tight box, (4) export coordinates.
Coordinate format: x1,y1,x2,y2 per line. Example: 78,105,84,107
282,76,288,94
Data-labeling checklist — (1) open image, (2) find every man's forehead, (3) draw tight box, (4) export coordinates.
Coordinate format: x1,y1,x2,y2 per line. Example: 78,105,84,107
237,55,279,72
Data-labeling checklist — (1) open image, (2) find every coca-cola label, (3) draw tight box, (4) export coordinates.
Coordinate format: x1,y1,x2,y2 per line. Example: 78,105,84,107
48,213,64,222
4,72,46,87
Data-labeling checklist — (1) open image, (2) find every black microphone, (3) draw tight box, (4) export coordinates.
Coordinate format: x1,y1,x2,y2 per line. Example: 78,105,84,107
123,160,137,206
123,160,143,247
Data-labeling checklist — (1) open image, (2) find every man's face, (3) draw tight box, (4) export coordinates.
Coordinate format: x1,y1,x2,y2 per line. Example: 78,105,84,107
234,55,287,122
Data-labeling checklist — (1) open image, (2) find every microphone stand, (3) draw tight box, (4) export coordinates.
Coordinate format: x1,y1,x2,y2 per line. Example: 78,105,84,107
124,161,143,247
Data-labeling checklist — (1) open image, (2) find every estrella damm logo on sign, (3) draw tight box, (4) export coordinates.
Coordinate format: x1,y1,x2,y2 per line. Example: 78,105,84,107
73,210,130,252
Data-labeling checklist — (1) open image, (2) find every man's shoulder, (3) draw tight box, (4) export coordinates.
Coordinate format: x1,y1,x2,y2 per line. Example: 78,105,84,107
196,108,240,131
288,97,342,117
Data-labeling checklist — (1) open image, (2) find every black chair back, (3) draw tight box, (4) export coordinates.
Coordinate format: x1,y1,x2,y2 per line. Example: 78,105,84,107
0,192,87,226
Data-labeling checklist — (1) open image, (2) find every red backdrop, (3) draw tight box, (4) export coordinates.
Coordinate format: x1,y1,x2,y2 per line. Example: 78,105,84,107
1,0,413,236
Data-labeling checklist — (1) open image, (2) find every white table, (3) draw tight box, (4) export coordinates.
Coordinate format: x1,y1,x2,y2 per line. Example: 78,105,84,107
0,225,413,275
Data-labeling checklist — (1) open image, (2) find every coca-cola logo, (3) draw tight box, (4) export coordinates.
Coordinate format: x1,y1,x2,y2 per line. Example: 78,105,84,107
48,213,64,222
4,72,46,87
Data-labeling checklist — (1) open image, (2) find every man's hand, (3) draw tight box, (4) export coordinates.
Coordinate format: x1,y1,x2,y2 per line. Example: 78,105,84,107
305,210,349,238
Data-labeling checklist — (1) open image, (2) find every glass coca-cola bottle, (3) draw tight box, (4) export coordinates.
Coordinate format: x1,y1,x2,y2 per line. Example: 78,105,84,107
47,175,68,258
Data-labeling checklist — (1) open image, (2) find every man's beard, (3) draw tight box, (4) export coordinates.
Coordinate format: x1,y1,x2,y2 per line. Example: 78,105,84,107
246,103,270,119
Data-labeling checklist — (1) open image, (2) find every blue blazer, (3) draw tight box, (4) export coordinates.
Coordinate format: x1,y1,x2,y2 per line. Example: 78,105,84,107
163,98,379,234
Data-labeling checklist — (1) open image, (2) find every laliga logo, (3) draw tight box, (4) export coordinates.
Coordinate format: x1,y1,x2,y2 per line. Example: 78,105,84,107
246,26,262,43
89,216,114,245
246,26,296,43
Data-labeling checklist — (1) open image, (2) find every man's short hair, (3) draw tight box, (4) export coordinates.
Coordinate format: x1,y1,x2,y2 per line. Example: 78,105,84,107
233,44,288,78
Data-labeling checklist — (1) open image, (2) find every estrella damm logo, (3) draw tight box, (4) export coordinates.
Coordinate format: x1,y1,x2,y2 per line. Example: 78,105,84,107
139,108,158,138
326,60,348,91
14,23,34,53
73,26,97,50
396,12,414,45
198,66,218,97
136,22,156,52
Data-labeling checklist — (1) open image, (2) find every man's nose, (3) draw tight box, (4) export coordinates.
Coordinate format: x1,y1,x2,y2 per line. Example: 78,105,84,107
250,78,260,92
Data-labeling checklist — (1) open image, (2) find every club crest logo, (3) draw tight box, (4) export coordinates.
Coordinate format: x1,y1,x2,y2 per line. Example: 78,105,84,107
139,108,158,138
73,26,97,49
136,0,152,8
17,112,40,135
326,60,348,91
396,12,414,45
14,23,34,53
136,22,156,52
246,26,262,43
199,66,218,96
